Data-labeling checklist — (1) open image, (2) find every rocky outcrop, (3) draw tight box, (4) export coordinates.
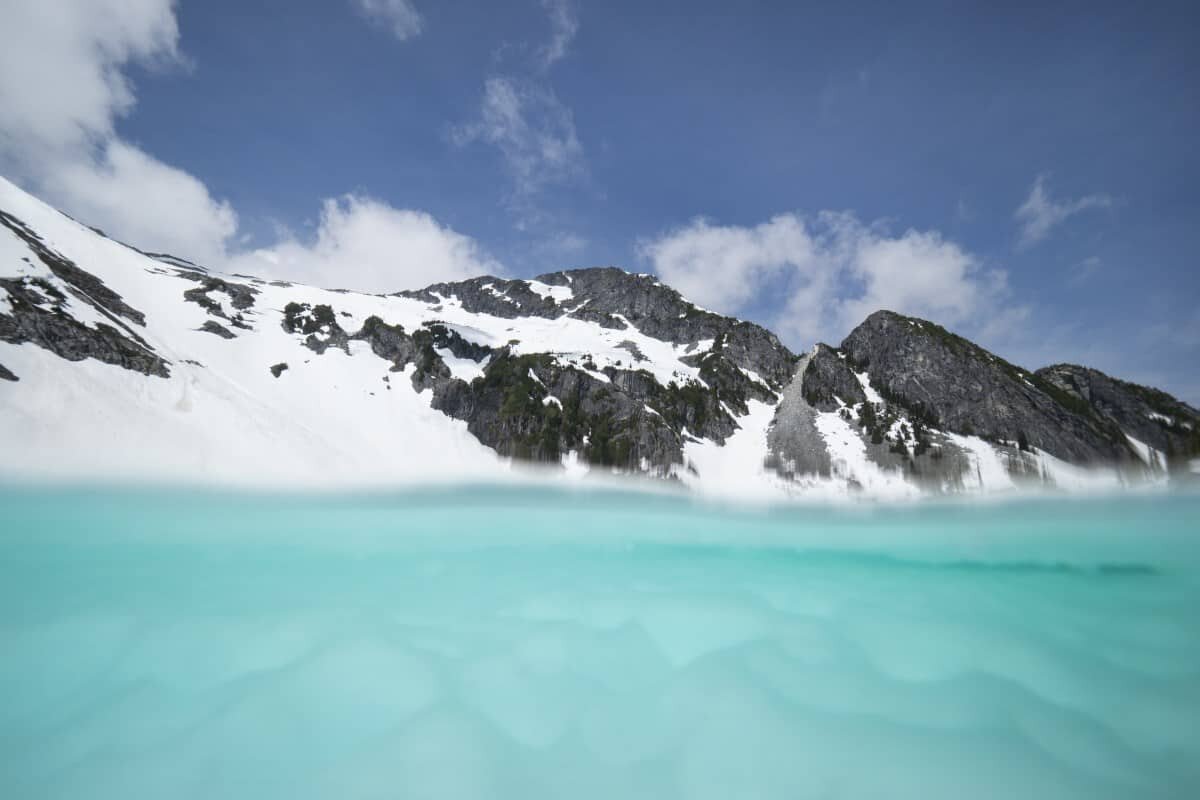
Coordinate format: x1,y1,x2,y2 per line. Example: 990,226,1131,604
0,208,170,379
769,348,999,491
799,344,865,412
181,272,258,330
282,302,351,354
0,277,170,378
431,353,684,469
1,210,150,326
199,320,236,339
403,268,797,392
1036,364,1200,462
839,310,1130,463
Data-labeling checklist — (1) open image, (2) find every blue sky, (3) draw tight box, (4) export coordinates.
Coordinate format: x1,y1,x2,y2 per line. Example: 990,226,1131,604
1,0,1197,401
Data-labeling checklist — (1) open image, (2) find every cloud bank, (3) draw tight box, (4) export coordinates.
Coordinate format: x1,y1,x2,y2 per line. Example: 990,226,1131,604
640,212,1014,347
228,194,501,293
0,0,237,266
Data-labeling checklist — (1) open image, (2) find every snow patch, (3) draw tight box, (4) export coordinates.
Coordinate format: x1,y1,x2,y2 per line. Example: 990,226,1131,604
677,400,788,500
1028,448,1127,492
524,280,573,304
1123,433,1165,471
437,348,488,383
944,434,1017,492
853,370,884,404
813,411,917,498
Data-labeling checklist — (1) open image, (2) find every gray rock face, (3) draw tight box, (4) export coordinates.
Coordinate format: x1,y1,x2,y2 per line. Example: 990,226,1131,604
767,354,833,478
840,310,1130,463
1035,364,1200,462
199,320,236,339
769,348,996,490
542,268,797,389
277,296,768,472
0,211,170,378
371,268,798,473
800,344,866,411
403,267,797,392
430,353,684,470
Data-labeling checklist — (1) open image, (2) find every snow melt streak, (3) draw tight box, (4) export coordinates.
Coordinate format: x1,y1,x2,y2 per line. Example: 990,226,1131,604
1,488,1198,799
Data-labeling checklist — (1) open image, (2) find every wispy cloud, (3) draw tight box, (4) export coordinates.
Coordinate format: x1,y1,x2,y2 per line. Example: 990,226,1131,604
1067,255,1103,286
1014,174,1113,248
453,1,586,213
351,0,424,41
538,0,579,68
452,77,584,199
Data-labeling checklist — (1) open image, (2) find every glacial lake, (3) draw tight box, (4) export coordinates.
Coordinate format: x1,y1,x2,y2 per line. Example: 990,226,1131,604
1,486,1198,798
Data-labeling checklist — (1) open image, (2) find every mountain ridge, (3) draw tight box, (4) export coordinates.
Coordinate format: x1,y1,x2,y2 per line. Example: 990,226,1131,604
1,176,1196,496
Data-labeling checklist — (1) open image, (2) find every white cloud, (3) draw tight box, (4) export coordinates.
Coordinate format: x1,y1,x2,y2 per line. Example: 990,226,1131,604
640,212,1015,346
351,0,424,41
0,0,495,291
0,0,181,155
638,214,816,313
1014,174,1113,248
452,76,584,198
834,217,999,331
227,194,500,293
44,140,237,266
0,0,237,265
539,0,579,68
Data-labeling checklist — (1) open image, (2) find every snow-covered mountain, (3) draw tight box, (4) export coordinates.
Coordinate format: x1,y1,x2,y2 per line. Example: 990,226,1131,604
2,177,1196,498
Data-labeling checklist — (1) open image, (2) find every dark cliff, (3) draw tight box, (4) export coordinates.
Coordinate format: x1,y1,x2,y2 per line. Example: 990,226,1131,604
838,310,1132,463
1036,364,1200,464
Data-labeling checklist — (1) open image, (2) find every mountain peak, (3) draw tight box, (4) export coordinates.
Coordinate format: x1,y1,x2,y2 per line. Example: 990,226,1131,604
2,179,1196,494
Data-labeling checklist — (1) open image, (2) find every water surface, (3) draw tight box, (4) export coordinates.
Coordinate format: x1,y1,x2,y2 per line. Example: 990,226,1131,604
1,487,1198,798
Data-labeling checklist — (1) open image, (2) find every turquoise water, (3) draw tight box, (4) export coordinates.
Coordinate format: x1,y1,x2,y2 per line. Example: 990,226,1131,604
1,487,1198,799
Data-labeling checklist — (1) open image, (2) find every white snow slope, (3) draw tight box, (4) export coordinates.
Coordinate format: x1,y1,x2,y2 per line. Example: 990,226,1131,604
0,178,725,491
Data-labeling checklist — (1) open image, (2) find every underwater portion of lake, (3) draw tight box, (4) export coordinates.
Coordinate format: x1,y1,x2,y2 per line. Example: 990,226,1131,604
1,486,1198,798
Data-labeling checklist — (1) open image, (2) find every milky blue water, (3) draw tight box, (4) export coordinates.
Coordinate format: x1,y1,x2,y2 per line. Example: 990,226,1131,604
1,486,1198,799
